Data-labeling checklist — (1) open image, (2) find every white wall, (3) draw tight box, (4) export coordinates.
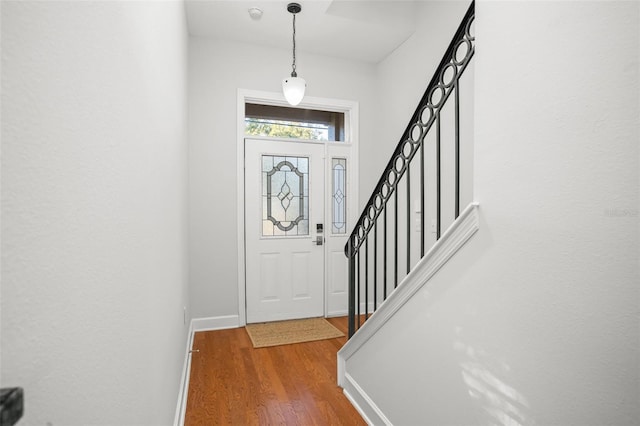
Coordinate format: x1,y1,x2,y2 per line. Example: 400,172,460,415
1,1,189,424
188,38,377,319
346,1,639,424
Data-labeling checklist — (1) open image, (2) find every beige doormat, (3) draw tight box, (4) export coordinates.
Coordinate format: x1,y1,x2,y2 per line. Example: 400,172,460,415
245,317,345,348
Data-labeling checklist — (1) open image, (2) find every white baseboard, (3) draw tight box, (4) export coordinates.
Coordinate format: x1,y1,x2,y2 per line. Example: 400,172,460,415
173,321,194,426
173,314,241,425
327,309,348,318
328,302,376,319
192,314,240,332
342,373,392,426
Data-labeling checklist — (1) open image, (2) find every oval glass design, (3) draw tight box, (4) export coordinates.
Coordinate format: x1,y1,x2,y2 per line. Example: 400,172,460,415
262,155,309,236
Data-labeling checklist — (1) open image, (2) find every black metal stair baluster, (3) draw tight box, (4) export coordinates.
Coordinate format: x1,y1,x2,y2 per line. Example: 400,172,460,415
365,237,369,320
357,249,361,329
348,249,355,337
455,80,461,219
373,221,377,312
406,163,411,275
383,207,388,300
420,135,425,258
436,111,441,240
394,189,398,289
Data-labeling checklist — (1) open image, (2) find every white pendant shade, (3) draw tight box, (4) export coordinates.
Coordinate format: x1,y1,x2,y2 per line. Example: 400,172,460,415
282,76,306,106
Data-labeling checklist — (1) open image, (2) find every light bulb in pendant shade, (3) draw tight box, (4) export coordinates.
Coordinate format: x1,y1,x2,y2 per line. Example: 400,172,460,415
282,75,306,106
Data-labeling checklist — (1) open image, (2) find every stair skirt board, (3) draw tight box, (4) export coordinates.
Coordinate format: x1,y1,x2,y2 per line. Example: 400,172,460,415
337,203,480,421
342,373,392,426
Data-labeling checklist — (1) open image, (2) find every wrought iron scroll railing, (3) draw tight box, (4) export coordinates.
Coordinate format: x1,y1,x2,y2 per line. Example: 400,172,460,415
344,2,475,338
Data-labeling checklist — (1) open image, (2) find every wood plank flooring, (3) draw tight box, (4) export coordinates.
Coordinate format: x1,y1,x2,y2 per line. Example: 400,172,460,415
184,316,365,425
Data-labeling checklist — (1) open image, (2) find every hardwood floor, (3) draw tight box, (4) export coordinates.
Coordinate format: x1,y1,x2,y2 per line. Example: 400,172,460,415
184,316,365,425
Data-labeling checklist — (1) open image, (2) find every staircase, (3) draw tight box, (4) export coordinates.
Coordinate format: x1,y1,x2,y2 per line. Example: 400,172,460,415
344,2,476,339
337,3,477,423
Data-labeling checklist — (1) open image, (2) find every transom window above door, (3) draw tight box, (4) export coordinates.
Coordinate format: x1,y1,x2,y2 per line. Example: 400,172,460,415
245,103,345,142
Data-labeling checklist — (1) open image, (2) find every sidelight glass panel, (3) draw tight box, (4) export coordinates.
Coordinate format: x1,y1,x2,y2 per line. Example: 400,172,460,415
262,155,310,236
332,158,347,234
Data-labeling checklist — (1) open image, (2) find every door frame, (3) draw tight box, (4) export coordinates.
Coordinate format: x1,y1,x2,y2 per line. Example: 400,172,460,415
236,89,359,326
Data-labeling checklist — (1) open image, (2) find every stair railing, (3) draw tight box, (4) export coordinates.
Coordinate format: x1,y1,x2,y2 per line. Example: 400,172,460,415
345,2,475,338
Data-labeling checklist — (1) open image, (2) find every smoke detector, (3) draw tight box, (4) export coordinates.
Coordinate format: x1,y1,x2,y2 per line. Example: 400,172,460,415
248,7,263,20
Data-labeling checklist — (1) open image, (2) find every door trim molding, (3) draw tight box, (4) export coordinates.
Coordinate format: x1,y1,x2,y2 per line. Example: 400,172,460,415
236,89,359,326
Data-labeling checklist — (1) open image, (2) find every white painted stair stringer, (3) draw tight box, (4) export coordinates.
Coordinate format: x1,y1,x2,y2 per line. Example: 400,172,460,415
337,202,480,424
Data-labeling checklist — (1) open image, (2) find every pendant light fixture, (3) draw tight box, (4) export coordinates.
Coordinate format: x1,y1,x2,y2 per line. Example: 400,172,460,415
282,3,306,106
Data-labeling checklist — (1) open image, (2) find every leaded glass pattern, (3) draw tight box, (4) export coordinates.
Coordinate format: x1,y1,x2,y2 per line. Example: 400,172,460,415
262,155,309,236
332,158,347,234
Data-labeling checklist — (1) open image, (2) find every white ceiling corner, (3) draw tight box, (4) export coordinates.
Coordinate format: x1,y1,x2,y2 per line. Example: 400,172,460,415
184,0,420,64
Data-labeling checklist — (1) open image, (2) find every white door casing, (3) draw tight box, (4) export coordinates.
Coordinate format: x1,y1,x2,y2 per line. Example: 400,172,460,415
244,139,354,323
237,90,359,326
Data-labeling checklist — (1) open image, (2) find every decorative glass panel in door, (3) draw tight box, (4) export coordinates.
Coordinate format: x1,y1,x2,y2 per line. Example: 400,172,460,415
262,155,309,236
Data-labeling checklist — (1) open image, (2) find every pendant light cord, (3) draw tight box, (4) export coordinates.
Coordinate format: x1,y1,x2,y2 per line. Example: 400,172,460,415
291,13,297,77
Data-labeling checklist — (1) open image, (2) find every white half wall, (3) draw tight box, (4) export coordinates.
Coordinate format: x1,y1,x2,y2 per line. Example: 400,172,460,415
1,1,189,424
188,38,377,319
343,1,639,424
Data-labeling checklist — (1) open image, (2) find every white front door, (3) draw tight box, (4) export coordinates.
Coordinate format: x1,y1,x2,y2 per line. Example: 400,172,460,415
245,138,325,323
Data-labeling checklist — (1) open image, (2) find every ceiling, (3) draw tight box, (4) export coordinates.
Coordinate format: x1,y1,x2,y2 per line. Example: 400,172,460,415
185,0,421,64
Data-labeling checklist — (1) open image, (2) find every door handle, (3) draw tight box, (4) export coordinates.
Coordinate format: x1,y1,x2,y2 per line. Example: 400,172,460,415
313,236,323,246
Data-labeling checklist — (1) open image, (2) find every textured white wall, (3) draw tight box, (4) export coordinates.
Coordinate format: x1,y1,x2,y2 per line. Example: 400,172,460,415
188,38,377,319
1,1,189,424
347,1,639,424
